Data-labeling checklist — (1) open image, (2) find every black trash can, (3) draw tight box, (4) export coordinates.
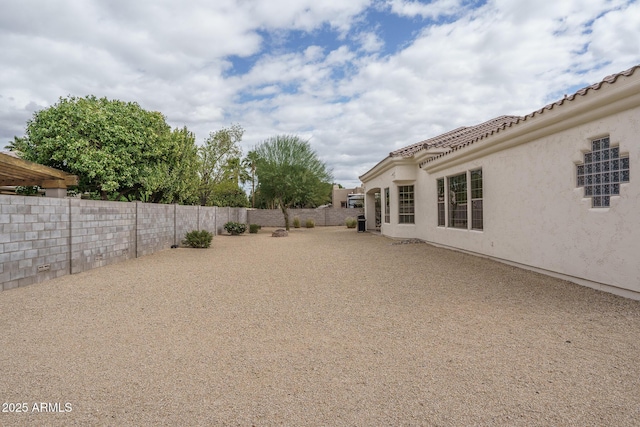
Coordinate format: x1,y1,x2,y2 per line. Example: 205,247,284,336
357,214,366,232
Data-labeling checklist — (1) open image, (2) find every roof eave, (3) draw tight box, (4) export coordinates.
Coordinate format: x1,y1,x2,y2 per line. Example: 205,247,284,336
359,155,415,183
422,71,640,174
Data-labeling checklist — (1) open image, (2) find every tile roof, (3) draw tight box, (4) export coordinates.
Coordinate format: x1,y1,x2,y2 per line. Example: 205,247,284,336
523,65,640,120
418,64,640,165
391,115,522,157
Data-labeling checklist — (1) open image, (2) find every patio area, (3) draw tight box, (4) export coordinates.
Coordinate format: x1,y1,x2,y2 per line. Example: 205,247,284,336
1,227,639,426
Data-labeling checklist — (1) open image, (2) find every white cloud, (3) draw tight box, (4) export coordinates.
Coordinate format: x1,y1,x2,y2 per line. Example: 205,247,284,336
355,31,384,52
1,0,639,188
386,0,468,19
588,1,640,68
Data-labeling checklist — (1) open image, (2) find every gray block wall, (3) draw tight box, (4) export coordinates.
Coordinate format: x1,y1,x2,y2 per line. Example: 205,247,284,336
175,205,200,244
1,198,360,292
1,198,251,292
214,207,237,235
247,208,363,227
236,208,247,225
199,206,217,235
0,195,70,290
213,207,246,234
137,203,175,258
70,199,136,274
325,208,363,226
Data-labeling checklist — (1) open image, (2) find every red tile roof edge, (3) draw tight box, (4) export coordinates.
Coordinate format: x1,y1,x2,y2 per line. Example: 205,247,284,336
392,115,523,158
402,64,639,166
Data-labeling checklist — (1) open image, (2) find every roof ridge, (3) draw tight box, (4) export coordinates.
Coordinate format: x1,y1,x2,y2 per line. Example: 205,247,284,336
390,126,467,156
391,115,521,157
419,64,640,166
525,64,640,119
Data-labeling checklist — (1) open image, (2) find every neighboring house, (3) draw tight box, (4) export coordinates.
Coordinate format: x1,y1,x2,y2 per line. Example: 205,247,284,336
332,184,364,208
359,65,640,300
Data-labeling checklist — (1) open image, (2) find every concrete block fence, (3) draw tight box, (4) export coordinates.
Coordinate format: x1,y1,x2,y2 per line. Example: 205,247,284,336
1,196,361,291
246,207,363,228
1,196,70,291
1,195,245,291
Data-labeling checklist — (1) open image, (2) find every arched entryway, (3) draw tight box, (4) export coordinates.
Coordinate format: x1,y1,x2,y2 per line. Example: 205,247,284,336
365,188,381,231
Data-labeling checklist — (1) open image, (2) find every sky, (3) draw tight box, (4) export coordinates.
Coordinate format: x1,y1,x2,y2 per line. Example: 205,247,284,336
1,0,639,188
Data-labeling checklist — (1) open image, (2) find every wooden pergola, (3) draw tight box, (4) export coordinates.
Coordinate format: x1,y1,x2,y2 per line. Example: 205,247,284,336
0,152,78,197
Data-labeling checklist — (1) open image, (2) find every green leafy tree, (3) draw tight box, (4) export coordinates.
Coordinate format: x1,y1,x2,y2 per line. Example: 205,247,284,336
307,181,333,207
17,95,186,201
252,188,277,209
5,136,26,152
254,135,332,230
198,124,243,206
243,150,259,208
150,126,200,204
223,156,250,186
211,180,249,207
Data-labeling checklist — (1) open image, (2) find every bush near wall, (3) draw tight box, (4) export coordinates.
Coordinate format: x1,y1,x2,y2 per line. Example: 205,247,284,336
345,217,357,228
224,221,247,235
183,230,213,248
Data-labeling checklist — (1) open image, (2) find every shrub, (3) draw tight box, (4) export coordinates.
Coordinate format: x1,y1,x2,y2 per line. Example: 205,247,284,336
305,218,315,228
183,230,213,248
293,217,301,228
224,221,247,235
249,224,260,234
345,217,357,228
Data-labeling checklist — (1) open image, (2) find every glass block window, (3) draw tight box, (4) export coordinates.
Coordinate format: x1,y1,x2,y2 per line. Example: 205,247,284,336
448,174,467,229
384,187,390,223
437,179,445,226
576,136,630,207
398,185,415,224
470,169,483,230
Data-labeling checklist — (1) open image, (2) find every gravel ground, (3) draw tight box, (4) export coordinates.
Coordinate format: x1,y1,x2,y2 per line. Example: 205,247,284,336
1,227,639,426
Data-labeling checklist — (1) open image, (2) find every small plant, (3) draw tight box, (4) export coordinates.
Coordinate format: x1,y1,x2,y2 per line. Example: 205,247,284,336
249,224,260,234
345,217,357,228
183,230,213,248
305,218,315,228
293,217,301,228
224,221,247,235
15,186,40,196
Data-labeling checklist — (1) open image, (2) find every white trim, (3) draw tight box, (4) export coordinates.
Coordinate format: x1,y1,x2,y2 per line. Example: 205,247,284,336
359,157,415,182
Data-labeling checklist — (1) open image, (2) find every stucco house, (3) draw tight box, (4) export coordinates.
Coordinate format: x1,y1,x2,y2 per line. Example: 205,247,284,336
359,65,640,300
332,184,365,208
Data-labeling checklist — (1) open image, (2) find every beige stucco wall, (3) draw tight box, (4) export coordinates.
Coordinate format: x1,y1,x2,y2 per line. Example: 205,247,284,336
363,165,420,238
362,73,640,298
421,103,640,296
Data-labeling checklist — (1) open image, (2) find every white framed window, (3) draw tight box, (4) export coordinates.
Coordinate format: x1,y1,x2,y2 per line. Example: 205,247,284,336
448,173,467,229
470,169,483,230
384,187,390,223
398,185,414,224
437,179,445,226
438,168,483,230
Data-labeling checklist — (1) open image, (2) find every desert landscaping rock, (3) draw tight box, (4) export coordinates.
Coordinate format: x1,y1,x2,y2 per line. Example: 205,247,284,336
271,228,288,237
391,238,425,245
1,227,639,426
